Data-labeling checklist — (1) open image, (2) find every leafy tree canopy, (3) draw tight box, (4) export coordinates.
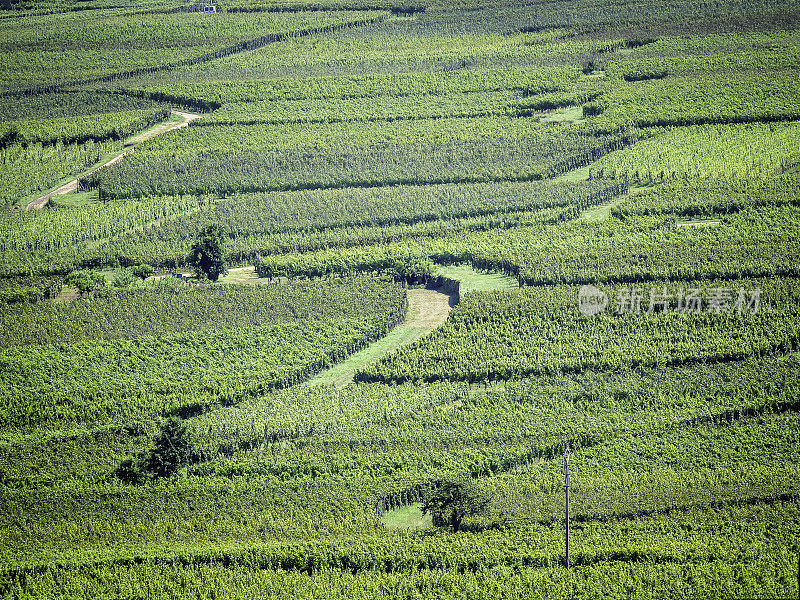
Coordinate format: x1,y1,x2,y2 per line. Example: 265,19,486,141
421,473,490,532
130,264,155,280
64,269,107,295
188,223,227,282
115,417,193,483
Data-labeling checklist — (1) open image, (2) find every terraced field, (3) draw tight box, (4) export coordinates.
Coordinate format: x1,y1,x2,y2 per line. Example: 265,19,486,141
0,0,798,597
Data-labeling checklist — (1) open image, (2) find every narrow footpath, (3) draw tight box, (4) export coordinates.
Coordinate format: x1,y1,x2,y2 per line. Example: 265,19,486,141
307,265,518,387
306,288,456,387
25,111,202,211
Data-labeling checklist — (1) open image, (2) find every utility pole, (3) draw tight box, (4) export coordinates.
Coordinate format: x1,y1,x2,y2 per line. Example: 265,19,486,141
564,447,572,568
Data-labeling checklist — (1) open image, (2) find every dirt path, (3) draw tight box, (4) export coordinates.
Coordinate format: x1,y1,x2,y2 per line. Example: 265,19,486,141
220,266,259,283
147,266,257,283
25,111,202,211
126,111,202,146
306,288,455,387
676,220,721,228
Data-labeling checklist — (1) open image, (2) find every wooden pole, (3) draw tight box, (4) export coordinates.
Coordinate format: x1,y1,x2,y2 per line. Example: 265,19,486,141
564,447,572,569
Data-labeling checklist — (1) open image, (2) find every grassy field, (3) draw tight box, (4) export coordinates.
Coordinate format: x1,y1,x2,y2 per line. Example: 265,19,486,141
48,189,101,208
307,288,452,386
381,504,432,530
434,264,519,293
580,187,637,221
0,0,798,597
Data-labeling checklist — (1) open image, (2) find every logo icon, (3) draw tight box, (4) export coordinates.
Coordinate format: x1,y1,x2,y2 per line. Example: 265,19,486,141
578,285,608,316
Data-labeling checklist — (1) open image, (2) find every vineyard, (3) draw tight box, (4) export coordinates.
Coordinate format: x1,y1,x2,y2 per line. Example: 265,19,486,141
0,277,405,430
0,0,799,598
590,121,800,180
355,279,800,384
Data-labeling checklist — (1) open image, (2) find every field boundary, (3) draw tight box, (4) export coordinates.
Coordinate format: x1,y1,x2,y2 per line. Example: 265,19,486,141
306,287,455,387
0,14,388,98
24,110,202,211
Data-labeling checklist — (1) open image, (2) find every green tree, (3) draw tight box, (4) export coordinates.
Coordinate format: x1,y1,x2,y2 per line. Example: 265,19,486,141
130,264,155,280
112,267,137,288
115,417,193,483
188,223,227,282
64,269,107,295
421,473,490,532
145,417,192,477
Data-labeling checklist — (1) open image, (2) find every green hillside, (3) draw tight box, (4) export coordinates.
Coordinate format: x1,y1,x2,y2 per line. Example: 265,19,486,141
0,0,798,597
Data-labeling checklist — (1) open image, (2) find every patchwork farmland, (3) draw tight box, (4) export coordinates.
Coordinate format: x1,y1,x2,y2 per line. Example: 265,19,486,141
0,0,799,597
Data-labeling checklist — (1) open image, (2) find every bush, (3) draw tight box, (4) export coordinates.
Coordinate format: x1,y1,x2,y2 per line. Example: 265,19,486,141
115,417,194,483
130,264,155,279
112,268,137,288
64,269,107,295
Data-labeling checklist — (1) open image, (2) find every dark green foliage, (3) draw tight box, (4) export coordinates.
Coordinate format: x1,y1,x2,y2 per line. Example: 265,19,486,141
113,455,146,484
115,417,193,482
0,287,41,304
63,269,106,295
145,417,192,478
130,264,155,280
421,473,491,532
111,267,137,288
390,256,434,285
188,223,227,282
